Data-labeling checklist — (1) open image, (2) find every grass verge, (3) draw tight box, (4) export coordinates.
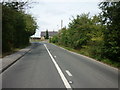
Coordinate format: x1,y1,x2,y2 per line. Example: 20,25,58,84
52,43,119,69
30,39,43,42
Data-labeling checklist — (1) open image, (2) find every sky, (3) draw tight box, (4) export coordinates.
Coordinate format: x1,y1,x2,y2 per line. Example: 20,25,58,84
27,0,102,37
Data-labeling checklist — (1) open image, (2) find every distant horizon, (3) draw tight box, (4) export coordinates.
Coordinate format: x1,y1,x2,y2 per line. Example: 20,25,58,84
31,30,59,37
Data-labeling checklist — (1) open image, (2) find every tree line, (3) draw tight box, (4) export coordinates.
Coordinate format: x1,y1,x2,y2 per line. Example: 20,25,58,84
2,1,38,53
50,2,120,67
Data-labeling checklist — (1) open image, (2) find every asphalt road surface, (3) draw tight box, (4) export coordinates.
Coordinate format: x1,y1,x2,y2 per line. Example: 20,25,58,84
2,42,119,89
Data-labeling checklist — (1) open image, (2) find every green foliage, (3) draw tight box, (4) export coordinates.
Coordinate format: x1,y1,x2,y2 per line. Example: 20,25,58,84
50,2,120,67
49,35,58,43
2,2,38,53
57,28,69,46
99,2,120,62
51,13,113,65
51,14,103,51
67,14,90,48
24,14,37,36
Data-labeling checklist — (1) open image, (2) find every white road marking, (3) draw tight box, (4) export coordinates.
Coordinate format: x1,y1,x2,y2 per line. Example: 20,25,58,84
44,44,72,89
69,80,73,84
66,70,72,77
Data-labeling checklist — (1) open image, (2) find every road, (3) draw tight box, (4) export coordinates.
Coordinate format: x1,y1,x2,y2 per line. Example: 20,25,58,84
2,42,119,89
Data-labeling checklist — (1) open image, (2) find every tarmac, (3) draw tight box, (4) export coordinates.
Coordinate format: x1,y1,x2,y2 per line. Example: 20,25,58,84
0,44,33,73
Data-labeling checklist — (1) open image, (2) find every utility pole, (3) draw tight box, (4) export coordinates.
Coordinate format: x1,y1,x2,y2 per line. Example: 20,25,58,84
61,20,63,29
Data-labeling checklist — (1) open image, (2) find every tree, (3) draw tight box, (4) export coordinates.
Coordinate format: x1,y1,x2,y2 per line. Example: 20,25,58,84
67,14,92,49
58,27,69,46
45,30,49,39
50,13,105,60
99,2,120,62
2,2,38,53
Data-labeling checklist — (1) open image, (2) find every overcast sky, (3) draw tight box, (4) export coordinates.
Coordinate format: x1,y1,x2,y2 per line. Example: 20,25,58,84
28,0,102,37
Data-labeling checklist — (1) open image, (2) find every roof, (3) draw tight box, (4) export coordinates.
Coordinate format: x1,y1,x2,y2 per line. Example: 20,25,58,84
41,31,58,37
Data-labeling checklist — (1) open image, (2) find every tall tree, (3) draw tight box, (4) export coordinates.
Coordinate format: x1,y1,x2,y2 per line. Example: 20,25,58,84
45,30,49,39
68,14,92,49
2,1,38,53
99,2,120,62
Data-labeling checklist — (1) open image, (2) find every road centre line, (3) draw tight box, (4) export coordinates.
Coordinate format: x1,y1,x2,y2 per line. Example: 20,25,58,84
44,44,72,89
66,70,72,77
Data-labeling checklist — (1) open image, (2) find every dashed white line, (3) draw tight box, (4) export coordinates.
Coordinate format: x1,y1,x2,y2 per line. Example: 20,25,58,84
66,70,72,77
44,44,72,89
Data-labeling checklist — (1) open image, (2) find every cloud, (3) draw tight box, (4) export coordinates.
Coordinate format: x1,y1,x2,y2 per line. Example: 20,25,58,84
45,9,66,16
38,21,50,25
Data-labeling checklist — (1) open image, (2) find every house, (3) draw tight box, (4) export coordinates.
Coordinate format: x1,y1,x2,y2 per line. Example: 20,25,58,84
41,31,58,40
